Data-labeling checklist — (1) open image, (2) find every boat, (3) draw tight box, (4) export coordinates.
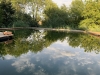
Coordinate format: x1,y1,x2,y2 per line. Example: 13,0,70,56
0,31,13,42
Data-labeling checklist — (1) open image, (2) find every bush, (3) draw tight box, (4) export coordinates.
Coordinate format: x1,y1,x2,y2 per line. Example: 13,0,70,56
13,20,29,27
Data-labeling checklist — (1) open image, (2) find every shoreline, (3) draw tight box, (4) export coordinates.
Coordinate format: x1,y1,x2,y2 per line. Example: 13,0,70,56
0,27,100,36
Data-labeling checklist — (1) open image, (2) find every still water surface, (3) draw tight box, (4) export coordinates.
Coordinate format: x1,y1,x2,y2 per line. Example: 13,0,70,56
0,29,100,75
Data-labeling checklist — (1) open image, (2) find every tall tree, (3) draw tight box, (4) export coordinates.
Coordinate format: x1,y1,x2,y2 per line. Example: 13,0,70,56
80,0,100,31
28,0,45,21
0,7,3,27
10,0,45,22
0,0,15,27
70,0,84,25
43,0,69,28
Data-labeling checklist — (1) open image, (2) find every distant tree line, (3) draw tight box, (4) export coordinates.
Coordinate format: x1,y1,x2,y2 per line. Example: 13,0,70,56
43,0,100,31
0,0,100,31
0,0,40,27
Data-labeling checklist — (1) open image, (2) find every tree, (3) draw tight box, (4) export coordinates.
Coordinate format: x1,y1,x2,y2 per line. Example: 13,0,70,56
80,0,100,31
10,0,45,21
26,0,45,22
10,0,45,26
43,0,69,28
0,7,3,27
13,12,38,27
70,0,84,25
0,0,15,27
60,4,69,25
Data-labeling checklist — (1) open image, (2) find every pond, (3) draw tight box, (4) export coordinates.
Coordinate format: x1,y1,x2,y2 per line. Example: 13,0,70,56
0,29,100,75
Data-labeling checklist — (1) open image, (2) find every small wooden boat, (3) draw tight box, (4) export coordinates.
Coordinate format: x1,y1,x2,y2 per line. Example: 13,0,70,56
0,31,13,42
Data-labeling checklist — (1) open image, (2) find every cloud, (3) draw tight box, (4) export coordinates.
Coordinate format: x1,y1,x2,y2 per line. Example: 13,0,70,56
12,58,35,72
4,54,15,60
12,51,35,73
52,50,76,59
33,69,48,75
2,39,100,75
45,46,76,59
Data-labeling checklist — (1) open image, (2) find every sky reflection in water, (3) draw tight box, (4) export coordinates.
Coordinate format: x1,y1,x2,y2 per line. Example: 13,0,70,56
0,30,100,75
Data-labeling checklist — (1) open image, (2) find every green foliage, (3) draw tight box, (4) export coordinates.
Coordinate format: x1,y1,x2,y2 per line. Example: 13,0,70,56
80,0,100,31
43,0,68,28
0,0,42,28
69,0,84,25
70,0,84,17
43,0,85,29
44,8,68,28
14,12,38,27
0,0,100,31
13,20,29,27
9,0,45,21
43,0,100,31
0,7,3,27
30,0,45,21
0,0,15,27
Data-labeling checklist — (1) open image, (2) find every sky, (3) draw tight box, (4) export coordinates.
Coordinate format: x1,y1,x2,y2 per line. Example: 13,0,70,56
52,0,73,7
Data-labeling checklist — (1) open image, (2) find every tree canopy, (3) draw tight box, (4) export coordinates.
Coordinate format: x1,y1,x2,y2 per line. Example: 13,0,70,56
0,0,100,31
80,0,100,31
0,0,15,27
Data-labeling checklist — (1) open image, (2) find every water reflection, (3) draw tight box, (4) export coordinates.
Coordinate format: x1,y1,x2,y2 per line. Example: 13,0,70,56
1,41,100,75
0,30,100,57
0,29,100,75
0,30,68,58
67,33,100,54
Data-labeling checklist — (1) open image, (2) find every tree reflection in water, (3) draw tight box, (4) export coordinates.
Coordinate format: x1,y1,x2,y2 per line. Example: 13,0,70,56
0,29,100,58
